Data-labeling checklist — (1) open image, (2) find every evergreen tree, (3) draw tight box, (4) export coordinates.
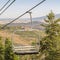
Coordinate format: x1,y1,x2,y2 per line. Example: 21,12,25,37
0,37,4,60
4,38,14,60
40,11,60,60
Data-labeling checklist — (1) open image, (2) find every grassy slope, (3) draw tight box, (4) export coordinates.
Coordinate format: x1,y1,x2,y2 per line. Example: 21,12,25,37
0,30,45,46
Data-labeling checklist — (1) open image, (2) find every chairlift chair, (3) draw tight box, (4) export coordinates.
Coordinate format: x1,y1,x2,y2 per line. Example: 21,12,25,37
11,5,40,55
11,29,40,55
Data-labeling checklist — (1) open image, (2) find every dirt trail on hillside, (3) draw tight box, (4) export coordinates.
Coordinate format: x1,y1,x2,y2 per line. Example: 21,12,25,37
0,30,31,45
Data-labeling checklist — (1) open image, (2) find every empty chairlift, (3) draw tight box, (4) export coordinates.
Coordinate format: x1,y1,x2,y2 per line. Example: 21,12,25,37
11,29,40,55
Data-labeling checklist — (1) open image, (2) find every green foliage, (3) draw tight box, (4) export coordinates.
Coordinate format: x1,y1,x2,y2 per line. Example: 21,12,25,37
14,54,19,60
40,11,60,60
4,38,14,60
0,37,4,60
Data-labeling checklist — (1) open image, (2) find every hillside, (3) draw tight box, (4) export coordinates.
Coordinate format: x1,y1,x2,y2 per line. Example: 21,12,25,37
0,29,45,46
0,30,32,45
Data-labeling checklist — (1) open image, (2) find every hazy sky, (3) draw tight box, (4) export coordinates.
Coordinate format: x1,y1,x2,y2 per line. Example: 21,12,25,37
0,0,60,19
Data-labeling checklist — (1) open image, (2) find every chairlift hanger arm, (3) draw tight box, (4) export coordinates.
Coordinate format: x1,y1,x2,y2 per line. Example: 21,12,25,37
0,0,16,15
1,0,46,29
0,0,11,11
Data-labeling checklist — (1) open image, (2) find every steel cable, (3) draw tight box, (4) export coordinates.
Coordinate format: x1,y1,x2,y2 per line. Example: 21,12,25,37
0,0,16,15
1,0,46,29
0,0,11,11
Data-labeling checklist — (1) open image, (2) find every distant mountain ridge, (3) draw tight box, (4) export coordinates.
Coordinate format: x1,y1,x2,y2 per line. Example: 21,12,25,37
0,14,60,30
0,14,60,24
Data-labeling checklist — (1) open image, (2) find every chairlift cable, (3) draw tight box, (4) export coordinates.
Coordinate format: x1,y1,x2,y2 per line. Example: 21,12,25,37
1,0,46,29
0,0,16,15
0,0,11,11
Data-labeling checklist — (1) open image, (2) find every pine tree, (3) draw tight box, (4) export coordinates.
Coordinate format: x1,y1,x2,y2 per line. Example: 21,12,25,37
4,38,14,60
40,11,60,60
0,37,4,60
